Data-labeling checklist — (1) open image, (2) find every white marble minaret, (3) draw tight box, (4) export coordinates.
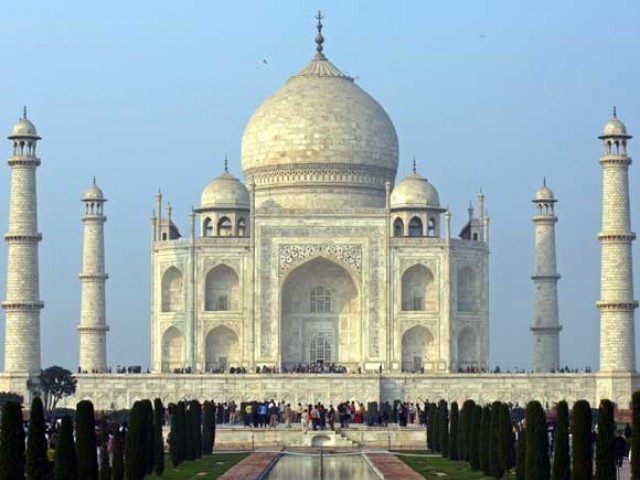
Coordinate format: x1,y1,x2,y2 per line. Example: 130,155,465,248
77,179,109,372
597,108,637,372
531,180,561,372
2,110,44,376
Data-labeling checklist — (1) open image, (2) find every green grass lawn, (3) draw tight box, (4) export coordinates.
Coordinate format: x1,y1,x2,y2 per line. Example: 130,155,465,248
398,454,495,480
145,453,248,480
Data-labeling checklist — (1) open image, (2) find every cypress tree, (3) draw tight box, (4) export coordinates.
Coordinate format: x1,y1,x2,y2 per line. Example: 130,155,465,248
75,400,98,480
178,402,188,463
0,400,25,480
99,421,111,480
449,401,460,460
460,399,476,461
434,401,442,452
458,401,467,461
154,398,165,475
111,426,125,480
525,400,549,480
595,399,615,480
427,403,437,451
140,399,155,475
184,403,195,461
202,401,215,455
53,416,77,480
26,396,49,480
480,405,492,475
632,391,640,480
572,400,593,480
191,400,203,459
469,404,482,471
124,401,146,480
490,401,503,479
551,400,570,480
169,403,182,466
498,402,513,477
516,428,526,480
440,400,450,457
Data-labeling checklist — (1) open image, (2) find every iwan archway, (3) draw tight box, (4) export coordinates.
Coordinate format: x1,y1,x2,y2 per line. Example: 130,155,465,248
280,257,360,370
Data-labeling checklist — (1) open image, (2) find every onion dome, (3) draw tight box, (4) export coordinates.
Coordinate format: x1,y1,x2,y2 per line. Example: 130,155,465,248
391,171,440,209
534,184,555,202
599,107,631,139
8,107,40,140
200,165,250,210
241,13,398,209
83,178,106,202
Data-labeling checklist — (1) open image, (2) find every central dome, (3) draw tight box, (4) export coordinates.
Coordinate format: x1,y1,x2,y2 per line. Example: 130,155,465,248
241,47,398,209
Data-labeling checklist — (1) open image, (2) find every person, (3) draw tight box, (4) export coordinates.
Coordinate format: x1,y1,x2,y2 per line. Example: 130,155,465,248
614,431,627,467
284,404,292,428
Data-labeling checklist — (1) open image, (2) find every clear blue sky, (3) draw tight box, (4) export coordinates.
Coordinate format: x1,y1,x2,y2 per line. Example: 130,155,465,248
0,1,638,371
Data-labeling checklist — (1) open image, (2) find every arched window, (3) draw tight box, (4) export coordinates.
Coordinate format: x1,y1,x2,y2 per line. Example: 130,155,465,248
408,217,423,237
161,267,183,312
203,217,213,237
309,332,333,363
310,286,331,313
217,217,232,236
427,217,436,237
237,217,247,237
401,264,436,311
205,265,240,311
393,218,404,237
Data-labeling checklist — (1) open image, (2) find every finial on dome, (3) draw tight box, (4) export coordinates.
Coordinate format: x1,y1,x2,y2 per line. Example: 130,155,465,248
224,155,228,172
93,176,96,186
613,106,617,118
543,176,546,187
412,157,417,173
22,106,27,119
315,10,325,54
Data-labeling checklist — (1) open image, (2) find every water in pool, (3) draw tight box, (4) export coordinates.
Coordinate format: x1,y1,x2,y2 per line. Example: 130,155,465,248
265,453,379,479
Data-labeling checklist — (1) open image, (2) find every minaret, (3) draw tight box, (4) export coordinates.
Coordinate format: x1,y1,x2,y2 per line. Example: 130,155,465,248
78,179,109,373
2,109,44,376
597,108,637,372
531,180,561,372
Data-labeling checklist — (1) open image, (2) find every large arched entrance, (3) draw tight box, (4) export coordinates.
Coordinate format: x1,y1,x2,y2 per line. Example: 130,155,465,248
161,326,183,372
457,326,478,369
280,257,360,369
205,326,239,372
401,325,435,372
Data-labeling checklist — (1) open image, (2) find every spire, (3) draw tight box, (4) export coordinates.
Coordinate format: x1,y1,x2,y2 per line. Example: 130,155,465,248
23,106,27,119
412,156,417,173
93,176,96,186
224,155,228,172
543,176,546,187
315,10,325,54
613,106,617,118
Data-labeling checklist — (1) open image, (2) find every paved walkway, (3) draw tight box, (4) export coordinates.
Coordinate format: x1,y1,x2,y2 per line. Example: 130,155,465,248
217,451,279,480
366,452,425,479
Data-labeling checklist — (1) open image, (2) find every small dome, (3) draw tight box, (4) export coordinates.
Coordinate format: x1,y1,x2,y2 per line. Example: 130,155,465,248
391,172,440,208
534,184,554,202
600,109,631,138
83,183,105,201
200,170,250,209
8,116,40,139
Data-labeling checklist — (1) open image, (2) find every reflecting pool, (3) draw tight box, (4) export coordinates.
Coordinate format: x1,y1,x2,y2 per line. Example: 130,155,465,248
265,453,380,479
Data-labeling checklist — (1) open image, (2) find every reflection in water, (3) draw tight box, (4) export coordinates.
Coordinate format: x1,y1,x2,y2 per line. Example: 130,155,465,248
265,453,379,480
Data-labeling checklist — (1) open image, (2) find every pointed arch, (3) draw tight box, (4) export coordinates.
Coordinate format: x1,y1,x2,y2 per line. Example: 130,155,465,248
401,325,435,372
393,218,404,237
457,326,478,367
457,266,479,312
205,264,240,311
161,267,183,312
203,217,213,237
401,264,436,312
280,257,360,367
237,217,247,237
408,216,423,237
427,217,437,237
205,326,239,372
217,216,232,236
161,326,183,372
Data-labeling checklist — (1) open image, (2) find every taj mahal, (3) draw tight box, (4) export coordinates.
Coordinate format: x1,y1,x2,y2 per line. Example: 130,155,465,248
0,15,638,410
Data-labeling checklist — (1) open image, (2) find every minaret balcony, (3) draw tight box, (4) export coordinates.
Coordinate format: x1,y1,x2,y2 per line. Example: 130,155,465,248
596,300,638,311
1,301,44,310
7,157,41,167
600,155,632,166
597,232,636,242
